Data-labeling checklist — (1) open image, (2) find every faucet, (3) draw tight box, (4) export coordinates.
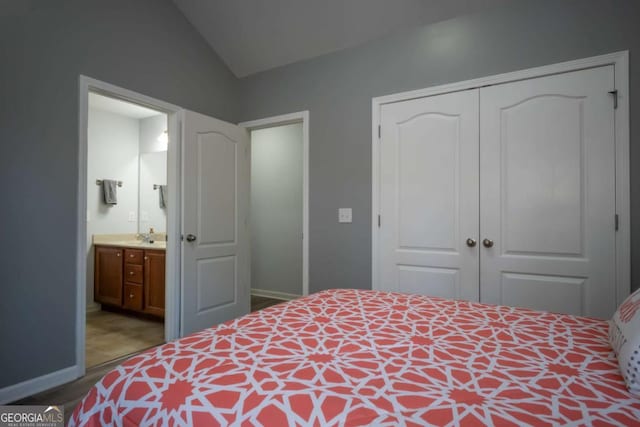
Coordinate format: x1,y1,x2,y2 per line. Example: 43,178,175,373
137,227,155,243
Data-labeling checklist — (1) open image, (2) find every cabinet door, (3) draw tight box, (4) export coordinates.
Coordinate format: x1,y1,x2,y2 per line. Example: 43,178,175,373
144,250,165,317
378,89,480,301
94,246,123,306
480,66,616,318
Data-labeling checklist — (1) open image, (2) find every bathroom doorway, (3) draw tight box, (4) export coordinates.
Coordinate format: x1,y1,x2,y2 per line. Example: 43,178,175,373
85,92,168,367
76,76,182,375
240,112,309,300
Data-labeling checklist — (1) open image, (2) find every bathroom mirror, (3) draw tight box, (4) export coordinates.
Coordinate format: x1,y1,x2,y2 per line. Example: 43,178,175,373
138,151,167,234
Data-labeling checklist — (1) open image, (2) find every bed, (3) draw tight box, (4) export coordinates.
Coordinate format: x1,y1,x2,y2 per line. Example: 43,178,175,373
70,289,640,426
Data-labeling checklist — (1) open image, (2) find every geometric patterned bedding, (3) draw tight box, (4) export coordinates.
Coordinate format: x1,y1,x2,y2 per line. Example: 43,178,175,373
69,289,640,426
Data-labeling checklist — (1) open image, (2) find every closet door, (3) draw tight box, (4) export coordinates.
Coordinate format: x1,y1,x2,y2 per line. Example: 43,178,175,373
480,66,616,318
378,89,479,301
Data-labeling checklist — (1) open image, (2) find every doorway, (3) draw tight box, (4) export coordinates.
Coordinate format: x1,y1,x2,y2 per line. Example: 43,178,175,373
240,112,310,300
77,76,182,376
85,92,168,367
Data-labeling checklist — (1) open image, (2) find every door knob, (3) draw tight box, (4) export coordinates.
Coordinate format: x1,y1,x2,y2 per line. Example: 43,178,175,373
186,234,197,242
482,238,494,248
466,238,477,247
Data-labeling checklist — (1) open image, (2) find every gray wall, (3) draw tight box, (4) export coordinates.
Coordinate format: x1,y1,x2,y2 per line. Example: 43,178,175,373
239,0,640,295
0,0,239,388
251,124,303,296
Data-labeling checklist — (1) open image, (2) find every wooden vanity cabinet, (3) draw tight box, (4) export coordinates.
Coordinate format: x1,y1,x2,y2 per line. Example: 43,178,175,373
144,250,166,317
123,248,144,311
94,245,165,318
94,247,123,306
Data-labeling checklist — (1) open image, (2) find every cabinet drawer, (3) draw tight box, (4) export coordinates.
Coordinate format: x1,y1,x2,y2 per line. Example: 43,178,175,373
124,264,143,284
124,249,143,265
123,283,143,311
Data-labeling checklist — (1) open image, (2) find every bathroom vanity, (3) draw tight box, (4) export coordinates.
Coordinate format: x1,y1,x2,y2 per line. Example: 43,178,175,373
93,235,166,318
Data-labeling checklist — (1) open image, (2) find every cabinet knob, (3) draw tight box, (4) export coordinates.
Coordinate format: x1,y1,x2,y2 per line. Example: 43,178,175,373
144,256,148,260
116,253,121,257
129,293,134,299
130,254,135,258
129,271,134,275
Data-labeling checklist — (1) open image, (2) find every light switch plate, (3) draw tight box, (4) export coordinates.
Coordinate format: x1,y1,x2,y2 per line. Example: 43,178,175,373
338,208,352,223
128,211,137,222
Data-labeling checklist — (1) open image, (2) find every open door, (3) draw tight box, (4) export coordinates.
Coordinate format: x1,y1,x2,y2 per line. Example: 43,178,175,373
181,110,250,335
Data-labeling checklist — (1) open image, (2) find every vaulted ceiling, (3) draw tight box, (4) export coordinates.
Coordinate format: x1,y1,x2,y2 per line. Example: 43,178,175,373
173,0,510,78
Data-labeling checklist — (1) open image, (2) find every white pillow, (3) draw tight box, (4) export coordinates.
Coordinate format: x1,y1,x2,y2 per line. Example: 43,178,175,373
610,287,640,395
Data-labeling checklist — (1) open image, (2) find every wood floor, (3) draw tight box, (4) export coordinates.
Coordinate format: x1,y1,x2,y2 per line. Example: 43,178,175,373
11,296,284,425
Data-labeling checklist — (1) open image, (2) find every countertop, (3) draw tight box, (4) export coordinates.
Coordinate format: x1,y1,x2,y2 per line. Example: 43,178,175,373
93,233,166,250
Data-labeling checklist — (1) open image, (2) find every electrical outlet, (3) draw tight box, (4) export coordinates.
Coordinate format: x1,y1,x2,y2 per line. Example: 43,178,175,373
128,211,137,222
338,208,352,223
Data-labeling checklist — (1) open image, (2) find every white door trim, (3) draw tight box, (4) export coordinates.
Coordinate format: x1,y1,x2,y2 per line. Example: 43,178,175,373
76,76,182,380
239,111,310,296
372,51,630,306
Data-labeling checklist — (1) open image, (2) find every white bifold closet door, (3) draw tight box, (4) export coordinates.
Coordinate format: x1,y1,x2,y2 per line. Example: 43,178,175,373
378,65,616,318
379,89,480,302
480,66,616,318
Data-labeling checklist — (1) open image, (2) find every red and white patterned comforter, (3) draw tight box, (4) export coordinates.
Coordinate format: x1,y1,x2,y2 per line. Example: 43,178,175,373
70,289,640,426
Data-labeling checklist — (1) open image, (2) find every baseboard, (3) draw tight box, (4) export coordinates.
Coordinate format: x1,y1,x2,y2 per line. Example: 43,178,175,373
86,302,100,313
0,365,79,404
251,288,301,301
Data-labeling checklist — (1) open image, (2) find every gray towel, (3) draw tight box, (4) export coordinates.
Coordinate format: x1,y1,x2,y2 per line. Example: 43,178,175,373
102,179,118,205
159,185,167,209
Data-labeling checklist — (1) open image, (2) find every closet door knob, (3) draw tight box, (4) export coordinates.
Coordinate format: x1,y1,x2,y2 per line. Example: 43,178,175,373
466,238,477,247
186,234,197,242
482,239,494,248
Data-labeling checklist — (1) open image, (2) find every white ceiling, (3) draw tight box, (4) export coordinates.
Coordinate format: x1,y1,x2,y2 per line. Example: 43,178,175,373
173,0,509,78
89,93,162,119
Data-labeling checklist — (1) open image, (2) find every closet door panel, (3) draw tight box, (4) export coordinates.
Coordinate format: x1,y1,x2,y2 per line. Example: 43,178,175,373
480,66,616,318
379,89,479,301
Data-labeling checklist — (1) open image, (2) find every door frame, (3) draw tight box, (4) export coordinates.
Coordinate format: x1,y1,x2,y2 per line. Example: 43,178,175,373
371,51,630,305
76,76,182,378
239,111,310,297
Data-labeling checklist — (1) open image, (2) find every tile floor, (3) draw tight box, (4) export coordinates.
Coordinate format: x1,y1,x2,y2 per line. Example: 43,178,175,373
85,310,164,368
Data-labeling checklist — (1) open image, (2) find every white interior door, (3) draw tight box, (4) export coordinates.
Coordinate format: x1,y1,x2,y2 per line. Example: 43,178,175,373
181,110,250,335
480,66,616,318
378,89,480,301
